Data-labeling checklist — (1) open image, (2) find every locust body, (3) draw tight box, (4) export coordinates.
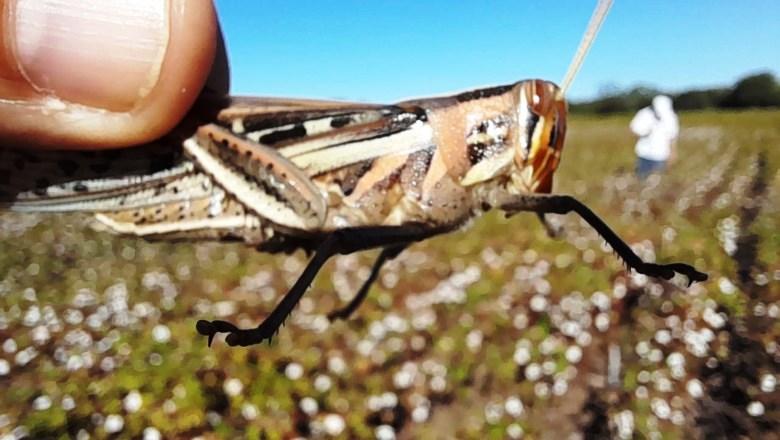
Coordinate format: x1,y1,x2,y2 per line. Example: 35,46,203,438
0,0,707,347
1,82,563,254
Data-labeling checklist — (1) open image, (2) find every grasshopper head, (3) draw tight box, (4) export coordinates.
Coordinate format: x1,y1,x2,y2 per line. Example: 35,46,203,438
513,79,567,193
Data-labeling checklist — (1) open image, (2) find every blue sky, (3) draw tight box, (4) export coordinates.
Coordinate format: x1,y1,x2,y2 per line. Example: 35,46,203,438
213,1,779,103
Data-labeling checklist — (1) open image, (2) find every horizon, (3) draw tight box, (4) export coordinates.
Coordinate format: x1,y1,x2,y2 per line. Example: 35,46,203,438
214,1,779,103
569,70,778,104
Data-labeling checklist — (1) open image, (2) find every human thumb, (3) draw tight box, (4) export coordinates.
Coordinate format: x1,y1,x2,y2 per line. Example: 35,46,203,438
0,0,221,149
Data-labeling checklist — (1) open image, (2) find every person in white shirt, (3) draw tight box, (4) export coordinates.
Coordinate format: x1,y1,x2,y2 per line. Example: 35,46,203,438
629,95,679,179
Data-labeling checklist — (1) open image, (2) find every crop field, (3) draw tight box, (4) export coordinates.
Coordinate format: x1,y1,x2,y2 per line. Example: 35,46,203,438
0,110,777,439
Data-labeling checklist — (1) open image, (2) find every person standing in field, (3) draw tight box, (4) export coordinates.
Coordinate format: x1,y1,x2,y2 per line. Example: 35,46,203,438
630,95,679,179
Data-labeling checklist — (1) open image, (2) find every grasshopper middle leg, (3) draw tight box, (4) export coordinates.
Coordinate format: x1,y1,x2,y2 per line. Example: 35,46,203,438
537,212,563,238
196,225,447,347
327,244,408,322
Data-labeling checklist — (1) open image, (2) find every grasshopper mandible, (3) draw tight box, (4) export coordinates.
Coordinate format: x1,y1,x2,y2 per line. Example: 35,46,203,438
0,0,706,347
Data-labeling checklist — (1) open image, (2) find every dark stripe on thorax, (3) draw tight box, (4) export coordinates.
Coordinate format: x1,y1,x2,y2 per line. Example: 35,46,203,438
404,146,435,183
337,160,374,196
454,84,514,103
276,107,425,153
237,107,402,133
259,124,307,145
239,110,339,133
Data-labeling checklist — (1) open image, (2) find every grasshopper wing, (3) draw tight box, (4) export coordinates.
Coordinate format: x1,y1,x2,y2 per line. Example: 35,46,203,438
2,96,432,238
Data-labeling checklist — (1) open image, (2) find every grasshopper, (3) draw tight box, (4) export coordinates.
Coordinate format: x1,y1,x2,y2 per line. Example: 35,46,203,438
0,0,706,347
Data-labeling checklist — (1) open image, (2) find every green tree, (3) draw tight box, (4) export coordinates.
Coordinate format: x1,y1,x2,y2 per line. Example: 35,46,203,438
721,72,780,108
674,89,729,110
569,71,780,114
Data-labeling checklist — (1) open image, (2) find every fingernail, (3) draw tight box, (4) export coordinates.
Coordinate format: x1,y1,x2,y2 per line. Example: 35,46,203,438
13,0,169,111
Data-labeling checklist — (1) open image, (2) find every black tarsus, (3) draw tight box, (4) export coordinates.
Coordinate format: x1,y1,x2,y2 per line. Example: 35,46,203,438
196,320,239,347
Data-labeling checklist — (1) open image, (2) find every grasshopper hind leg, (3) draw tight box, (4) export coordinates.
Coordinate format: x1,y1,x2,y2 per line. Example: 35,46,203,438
93,185,266,245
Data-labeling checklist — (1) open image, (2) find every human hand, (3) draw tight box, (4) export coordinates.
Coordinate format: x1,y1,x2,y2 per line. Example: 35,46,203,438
0,0,228,150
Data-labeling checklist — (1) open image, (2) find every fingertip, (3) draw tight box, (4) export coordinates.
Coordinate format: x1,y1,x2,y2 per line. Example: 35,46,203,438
129,0,220,146
0,0,221,149
202,18,230,98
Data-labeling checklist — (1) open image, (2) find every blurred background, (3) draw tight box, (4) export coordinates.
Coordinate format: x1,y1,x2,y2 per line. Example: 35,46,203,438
220,1,779,104
1,1,778,439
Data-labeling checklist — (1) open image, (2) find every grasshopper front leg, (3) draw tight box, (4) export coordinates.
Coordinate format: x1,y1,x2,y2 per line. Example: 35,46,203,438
502,194,708,285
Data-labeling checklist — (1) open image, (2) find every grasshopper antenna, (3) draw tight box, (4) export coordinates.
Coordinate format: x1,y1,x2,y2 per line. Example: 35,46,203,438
560,0,614,95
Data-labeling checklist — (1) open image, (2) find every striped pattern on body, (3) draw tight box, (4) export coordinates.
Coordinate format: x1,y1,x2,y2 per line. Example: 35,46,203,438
0,80,562,247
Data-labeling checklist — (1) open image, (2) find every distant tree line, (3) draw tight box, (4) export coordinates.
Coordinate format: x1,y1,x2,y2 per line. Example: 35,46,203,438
570,72,780,114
